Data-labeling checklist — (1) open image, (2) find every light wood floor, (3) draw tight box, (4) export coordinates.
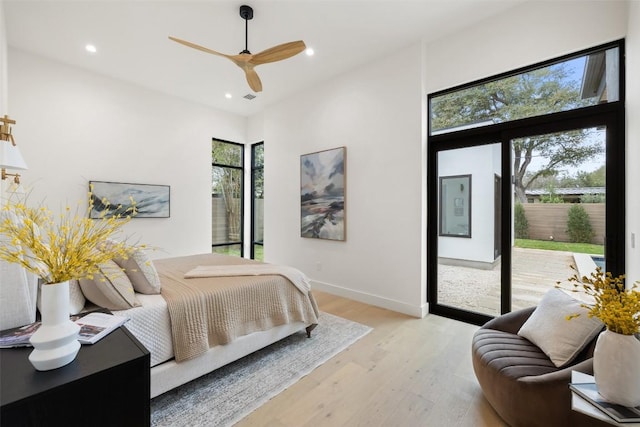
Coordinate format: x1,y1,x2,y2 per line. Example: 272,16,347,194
236,291,508,427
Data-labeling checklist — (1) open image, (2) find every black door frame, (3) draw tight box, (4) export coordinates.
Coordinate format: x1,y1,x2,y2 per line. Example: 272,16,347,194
427,103,625,326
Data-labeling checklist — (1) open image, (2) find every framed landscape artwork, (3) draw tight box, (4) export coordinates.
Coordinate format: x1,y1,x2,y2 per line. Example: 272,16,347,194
89,181,170,219
300,147,346,241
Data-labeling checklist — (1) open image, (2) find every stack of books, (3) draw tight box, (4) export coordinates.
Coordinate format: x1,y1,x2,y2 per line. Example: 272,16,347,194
571,374,640,424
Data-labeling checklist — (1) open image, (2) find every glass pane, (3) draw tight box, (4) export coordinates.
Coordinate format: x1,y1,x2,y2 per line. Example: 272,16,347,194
212,167,242,245
252,143,264,168
511,126,605,311
253,244,264,262
212,140,243,167
439,175,471,237
253,168,264,245
430,47,619,135
437,143,502,316
212,244,241,257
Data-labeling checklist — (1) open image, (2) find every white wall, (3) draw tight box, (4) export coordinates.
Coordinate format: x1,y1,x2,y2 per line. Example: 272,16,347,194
262,42,426,316
626,1,640,283
424,1,628,94
0,1,7,114
8,49,246,258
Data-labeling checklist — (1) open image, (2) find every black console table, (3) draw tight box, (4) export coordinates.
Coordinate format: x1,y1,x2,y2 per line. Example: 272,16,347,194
0,326,150,427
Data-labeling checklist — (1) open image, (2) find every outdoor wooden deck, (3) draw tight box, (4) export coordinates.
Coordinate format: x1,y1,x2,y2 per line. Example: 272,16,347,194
437,247,577,316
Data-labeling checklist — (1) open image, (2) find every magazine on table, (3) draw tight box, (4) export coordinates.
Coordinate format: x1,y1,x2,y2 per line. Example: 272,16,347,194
74,312,129,344
0,321,42,348
570,381,640,423
0,311,129,347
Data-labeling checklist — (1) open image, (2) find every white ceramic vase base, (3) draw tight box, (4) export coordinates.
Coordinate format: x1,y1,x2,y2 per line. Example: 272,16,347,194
593,329,640,407
28,281,81,371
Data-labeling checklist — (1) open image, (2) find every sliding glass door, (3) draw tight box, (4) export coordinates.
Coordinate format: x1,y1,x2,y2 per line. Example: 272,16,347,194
427,40,624,325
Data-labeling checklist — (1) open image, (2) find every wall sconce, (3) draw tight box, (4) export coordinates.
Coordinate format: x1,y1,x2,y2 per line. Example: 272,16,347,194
0,115,28,192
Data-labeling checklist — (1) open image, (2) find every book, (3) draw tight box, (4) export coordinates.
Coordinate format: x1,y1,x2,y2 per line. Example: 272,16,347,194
0,311,128,347
74,312,129,344
570,381,640,423
0,321,42,348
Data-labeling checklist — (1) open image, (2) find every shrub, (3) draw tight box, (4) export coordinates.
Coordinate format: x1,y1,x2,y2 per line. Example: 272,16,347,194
514,202,529,239
580,193,606,203
566,204,595,243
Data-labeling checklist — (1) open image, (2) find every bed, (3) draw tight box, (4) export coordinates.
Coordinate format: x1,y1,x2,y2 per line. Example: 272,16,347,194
104,252,319,398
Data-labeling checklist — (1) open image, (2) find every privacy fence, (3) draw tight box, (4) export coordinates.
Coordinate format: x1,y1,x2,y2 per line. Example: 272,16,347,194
520,203,605,245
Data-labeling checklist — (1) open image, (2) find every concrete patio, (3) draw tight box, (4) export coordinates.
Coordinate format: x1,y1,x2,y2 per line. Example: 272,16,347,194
437,247,578,316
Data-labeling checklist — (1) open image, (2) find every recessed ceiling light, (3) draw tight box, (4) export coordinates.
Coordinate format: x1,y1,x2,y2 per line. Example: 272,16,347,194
225,93,233,99
85,44,97,54
305,47,314,56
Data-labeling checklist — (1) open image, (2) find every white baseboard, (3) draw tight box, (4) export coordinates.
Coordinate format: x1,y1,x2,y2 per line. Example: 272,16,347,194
311,280,428,318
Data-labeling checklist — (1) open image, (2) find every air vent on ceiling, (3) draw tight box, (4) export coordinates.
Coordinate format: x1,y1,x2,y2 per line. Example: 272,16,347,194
243,94,257,100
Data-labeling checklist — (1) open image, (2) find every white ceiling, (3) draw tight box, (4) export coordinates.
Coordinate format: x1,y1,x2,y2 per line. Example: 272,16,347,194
4,0,524,117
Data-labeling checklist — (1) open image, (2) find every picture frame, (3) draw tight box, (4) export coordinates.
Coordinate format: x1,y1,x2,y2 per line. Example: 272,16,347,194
89,181,170,219
300,147,346,241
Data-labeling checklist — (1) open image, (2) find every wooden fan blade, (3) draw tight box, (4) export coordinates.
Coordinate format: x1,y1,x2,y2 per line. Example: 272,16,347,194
250,41,306,66
245,68,263,92
168,36,233,60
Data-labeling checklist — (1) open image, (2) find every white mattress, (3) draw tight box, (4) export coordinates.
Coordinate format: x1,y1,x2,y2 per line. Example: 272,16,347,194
113,294,174,367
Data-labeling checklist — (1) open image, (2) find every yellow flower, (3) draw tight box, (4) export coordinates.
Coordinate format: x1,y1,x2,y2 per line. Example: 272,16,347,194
557,267,640,335
0,185,138,284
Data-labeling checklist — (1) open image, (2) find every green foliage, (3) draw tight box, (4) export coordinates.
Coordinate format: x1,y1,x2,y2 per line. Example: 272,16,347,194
431,63,603,203
580,193,606,203
514,202,529,239
576,165,605,187
566,204,595,243
538,184,564,203
515,238,604,255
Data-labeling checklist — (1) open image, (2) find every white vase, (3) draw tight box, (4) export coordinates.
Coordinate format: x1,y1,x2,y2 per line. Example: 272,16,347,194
28,281,81,371
593,329,640,407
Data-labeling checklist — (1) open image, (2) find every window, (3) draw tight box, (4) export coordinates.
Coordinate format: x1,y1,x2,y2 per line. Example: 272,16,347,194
430,45,620,135
251,142,264,260
212,139,244,256
439,175,471,237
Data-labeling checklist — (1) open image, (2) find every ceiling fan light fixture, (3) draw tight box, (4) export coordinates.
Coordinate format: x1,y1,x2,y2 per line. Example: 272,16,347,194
305,47,314,56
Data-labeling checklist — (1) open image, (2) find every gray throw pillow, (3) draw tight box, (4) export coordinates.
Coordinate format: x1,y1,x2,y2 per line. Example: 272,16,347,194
518,287,603,367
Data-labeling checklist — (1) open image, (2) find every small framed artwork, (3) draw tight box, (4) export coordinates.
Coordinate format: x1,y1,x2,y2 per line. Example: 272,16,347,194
300,147,346,241
89,181,170,219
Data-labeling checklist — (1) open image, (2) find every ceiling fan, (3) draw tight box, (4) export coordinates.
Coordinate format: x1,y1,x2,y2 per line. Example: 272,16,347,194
169,4,306,93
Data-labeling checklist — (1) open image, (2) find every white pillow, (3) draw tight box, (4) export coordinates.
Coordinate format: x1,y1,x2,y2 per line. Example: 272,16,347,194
79,260,140,310
518,288,603,367
112,248,161,295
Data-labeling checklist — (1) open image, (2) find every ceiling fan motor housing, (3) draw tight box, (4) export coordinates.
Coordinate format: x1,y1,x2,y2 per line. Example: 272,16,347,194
240,5,253,20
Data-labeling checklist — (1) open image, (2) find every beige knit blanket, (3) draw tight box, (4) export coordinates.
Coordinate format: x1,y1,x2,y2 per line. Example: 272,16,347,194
154,254,319,363
184,264,311,295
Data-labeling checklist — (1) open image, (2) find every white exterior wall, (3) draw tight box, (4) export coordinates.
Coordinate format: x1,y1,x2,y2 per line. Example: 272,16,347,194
438,144,500,264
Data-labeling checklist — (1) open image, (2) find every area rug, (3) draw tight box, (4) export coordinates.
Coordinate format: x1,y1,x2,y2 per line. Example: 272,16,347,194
150,312,372,426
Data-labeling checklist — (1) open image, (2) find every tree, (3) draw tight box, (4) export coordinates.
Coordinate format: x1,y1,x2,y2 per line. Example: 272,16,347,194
431,65,603,203
212,141,242,242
